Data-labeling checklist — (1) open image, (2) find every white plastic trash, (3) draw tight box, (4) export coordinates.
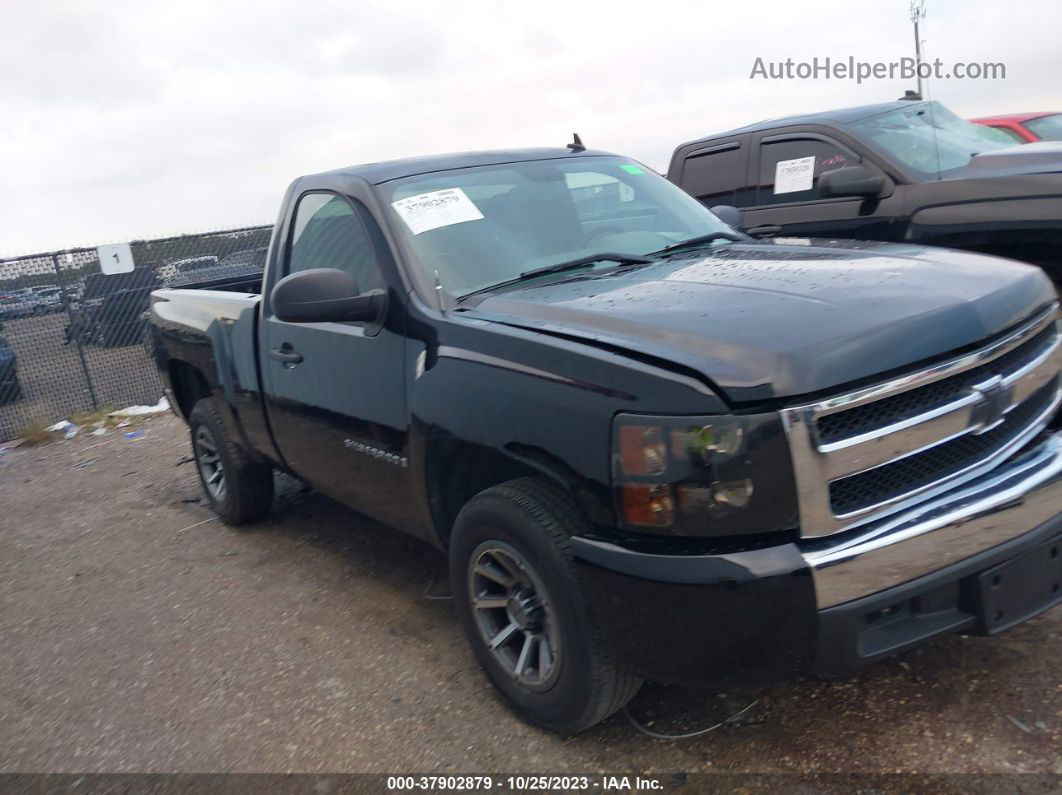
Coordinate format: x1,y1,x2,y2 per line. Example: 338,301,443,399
108,396,170,418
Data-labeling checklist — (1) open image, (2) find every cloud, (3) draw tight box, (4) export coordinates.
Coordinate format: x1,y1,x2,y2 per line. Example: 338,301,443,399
1,0,1058,253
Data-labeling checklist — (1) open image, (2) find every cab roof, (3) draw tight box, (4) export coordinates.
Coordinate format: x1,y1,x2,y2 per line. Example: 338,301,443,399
679,100,929,149
311,147,620,186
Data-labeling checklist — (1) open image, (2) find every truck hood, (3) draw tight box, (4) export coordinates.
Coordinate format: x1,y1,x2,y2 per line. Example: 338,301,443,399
952,141,1062,179
464,240,1055,403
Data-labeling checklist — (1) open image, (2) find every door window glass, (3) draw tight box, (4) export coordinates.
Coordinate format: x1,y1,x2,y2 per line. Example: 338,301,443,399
756,139,855,205
288,193,384,291
681,145,748,206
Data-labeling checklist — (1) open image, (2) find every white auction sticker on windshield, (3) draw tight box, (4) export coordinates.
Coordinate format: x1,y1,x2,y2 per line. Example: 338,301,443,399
774,156,815,194
391,188,484,235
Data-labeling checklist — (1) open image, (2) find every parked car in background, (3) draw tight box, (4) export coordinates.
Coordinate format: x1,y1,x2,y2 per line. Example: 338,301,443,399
163,254,267,290
30,285,66,315
152,146,1061,734
157,255,219,281
971,112,1062,143
218,246,267,269
0,327,20,403
65,267,160,346
0,289,38,320
667,99,1062,285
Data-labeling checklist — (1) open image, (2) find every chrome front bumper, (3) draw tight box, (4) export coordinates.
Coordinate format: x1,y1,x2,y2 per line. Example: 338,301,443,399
804,431,1062,608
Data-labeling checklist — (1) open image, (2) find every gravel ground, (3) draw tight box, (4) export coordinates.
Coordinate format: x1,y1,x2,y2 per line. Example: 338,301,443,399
0,414,1059,775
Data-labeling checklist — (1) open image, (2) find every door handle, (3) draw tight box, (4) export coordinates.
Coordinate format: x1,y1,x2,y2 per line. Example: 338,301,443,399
270,346,303,365
745,225,783,238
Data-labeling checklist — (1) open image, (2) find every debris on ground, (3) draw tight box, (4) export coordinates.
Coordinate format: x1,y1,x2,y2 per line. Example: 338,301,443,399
14,397,170,450
46,420,80,439
1006,714,1034,733
109,396,170,418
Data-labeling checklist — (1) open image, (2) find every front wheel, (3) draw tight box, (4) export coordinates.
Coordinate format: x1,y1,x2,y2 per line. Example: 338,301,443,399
188,398,274,525
449,478,642,734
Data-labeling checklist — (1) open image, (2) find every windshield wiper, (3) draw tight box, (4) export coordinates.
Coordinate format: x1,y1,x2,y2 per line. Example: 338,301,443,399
650,231,743,256
519,252,654,280
457,252,654,301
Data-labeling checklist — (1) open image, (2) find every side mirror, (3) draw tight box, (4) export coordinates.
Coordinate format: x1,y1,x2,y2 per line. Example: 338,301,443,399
709,204,743,229
271,268,384,324
818,165,886,199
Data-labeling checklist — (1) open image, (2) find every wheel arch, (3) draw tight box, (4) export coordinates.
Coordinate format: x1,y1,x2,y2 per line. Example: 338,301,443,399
168,359,212,423
423,438,600,548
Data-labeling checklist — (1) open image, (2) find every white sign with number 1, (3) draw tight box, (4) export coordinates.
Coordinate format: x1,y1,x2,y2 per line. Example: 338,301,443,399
97,242,135,275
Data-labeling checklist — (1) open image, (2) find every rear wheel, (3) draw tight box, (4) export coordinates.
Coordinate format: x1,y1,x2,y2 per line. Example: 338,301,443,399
450,478,642,734
188,398,273,525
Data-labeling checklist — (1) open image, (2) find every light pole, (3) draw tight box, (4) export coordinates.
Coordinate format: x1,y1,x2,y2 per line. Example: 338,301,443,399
910,0,927,98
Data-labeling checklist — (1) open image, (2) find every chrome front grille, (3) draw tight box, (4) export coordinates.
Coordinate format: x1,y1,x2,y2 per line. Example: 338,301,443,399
782,304,1062,538
816,325,1058,444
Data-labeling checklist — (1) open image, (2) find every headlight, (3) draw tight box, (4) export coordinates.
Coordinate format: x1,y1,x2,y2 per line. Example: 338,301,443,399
611,412,798,538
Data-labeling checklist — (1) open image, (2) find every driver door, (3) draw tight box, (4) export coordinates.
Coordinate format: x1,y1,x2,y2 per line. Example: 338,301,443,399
261,191,413,529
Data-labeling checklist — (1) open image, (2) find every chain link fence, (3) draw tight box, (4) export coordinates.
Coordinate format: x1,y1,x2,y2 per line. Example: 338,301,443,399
0,225,272,442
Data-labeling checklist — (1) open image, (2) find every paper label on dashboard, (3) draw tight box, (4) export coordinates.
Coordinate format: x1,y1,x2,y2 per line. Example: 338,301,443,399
391,188,484,235
774,156,815,194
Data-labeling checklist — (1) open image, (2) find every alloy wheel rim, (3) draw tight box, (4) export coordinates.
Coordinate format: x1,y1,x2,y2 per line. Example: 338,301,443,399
468,541,561,691
194,426,226,501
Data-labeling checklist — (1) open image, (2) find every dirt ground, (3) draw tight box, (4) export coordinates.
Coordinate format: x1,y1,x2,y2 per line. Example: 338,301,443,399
0,414,1059,776
0,312,162,442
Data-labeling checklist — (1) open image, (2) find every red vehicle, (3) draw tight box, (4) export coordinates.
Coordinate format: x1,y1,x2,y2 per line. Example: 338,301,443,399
970,112,1062,143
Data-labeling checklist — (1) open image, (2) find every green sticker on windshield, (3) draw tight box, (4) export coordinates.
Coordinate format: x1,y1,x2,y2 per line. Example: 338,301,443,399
620,164,645,175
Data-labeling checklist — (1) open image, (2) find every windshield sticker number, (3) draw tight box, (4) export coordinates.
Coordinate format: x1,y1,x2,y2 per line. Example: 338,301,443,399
391,188,484,235
774,156,815,194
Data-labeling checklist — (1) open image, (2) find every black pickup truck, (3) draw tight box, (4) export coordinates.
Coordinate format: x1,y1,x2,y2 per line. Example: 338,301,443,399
150,146,1062,734
668,100,1062,285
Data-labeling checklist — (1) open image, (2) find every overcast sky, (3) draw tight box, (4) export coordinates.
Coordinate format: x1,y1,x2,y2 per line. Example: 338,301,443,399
2,0,1059,255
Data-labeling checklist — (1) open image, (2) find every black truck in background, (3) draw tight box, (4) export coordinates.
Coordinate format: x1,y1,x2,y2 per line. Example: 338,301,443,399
668,100,1062,285
150,146,1062,734
65,267,160,347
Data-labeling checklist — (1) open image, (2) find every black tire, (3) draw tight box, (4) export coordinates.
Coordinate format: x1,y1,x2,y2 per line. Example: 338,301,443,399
188,397,274,525
449,477,642,734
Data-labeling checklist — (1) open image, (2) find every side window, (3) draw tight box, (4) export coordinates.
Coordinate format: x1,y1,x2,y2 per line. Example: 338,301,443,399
680,144,748,207
755,139,856,205
287,192,384,291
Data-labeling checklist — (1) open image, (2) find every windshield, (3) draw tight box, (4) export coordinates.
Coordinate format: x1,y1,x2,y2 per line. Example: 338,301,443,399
1026,113,1062,141
379,156,736,298
848,101,1014,177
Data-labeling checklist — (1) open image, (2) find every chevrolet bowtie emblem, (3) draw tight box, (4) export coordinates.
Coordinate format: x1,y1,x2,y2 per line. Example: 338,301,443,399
970,375,1013,435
